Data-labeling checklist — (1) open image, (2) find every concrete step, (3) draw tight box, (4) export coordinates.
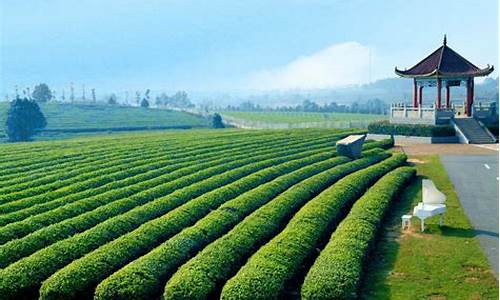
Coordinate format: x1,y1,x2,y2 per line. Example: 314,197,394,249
454,118,496,144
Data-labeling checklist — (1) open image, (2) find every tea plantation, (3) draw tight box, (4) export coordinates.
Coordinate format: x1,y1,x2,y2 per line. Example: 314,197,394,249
0,129,415,300
0,102,209,141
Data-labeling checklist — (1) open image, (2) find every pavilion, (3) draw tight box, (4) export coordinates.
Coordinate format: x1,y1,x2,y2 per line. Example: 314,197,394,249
395,35,494,117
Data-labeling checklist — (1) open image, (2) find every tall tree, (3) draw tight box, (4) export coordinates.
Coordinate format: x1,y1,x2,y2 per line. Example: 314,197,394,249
70,82,75,103
135,91,141,105
5,97,47,141
82,84,86,101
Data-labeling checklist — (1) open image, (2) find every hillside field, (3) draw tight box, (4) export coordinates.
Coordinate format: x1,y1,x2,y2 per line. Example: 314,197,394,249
0,128,416,300
0,102,209,141
222,111,387,129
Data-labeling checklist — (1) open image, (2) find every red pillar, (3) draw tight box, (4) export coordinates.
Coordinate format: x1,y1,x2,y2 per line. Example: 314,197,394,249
413,78,418,107
445,85,450,109
419,86,423,107
471,79,474,113
465,78,472,117
436,79,442,109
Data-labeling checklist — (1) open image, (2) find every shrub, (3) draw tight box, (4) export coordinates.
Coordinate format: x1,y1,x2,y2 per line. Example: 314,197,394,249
5,97,47,141
218,153,407,300
368,120,455,137
301,166,416,300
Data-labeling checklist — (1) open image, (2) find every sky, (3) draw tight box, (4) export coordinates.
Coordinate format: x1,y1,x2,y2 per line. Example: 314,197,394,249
0,0,498,97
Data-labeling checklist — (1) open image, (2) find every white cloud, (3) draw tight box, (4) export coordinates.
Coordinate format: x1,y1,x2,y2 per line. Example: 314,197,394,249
246,42,372,90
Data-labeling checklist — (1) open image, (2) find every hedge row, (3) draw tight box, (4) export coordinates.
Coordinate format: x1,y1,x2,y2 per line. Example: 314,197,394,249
301,166,416,300
162,150,390,300
0,137,171,180
368,120,455,137
0,154,116,191
0,143,276,242
93,155,356,300
0,150,117,189
0,149,169,201
0,130,298,183
39,152,339,300
0,133,298,207
0,134,261,192
362,138,394,150
219,153,407,300
0,134,313,228
0,149,170,207
0,128,251,163
0,136,201,195
0,138,334,266
0,145,336,300
0,127,265,159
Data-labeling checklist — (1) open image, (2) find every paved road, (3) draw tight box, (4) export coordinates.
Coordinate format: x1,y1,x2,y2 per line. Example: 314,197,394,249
440,155,499,277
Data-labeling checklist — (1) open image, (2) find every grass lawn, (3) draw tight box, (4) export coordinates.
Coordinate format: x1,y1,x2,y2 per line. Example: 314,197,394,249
360,155,498,300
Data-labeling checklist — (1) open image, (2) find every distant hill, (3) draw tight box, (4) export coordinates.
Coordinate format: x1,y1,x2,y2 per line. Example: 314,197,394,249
202,77,499,108
0,102,210,142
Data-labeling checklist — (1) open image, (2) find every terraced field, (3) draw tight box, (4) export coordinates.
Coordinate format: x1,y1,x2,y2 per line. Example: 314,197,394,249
0,129,415,300
0,102,209,141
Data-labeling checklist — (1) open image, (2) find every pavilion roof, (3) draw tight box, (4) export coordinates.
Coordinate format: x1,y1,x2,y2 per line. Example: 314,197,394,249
395,36,494,79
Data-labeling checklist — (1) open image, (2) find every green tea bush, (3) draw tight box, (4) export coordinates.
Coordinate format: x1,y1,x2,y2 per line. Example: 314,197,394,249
0,135,311,236
0,144,334,299
40,153,337,300
94,156,351,300
219,153,407,300
301,167,416,300
163,151,393,300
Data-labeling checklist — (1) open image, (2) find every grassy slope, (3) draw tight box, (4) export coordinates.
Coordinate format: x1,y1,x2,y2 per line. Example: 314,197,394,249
0,102,209,141
223,111,387,124
360,155,498,300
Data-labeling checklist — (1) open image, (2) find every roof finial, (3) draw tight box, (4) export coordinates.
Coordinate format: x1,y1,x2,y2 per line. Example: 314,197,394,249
443,34,447,46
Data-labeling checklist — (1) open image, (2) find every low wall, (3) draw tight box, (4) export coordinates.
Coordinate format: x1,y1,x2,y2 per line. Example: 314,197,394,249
367,134,458,144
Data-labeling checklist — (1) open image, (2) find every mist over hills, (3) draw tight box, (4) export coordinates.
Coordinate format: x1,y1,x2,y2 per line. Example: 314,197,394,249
193,77,499,108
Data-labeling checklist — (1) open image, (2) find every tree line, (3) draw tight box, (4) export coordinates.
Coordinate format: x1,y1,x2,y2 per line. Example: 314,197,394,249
223,99,388,115
3,83,224,142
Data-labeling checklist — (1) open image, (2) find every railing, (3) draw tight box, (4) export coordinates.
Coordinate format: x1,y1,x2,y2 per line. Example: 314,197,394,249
390,103,454,125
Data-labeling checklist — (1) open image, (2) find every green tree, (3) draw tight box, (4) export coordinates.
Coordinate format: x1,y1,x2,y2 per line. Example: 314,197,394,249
212,113,225,128
32,83,52,103
140,98,150,108
107,94,118,105
5,97,47,141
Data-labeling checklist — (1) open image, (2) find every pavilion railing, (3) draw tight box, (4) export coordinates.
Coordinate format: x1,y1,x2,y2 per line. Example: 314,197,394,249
390,103,454,125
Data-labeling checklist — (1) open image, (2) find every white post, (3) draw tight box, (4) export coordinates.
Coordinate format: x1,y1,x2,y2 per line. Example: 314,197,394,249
421,218,425,232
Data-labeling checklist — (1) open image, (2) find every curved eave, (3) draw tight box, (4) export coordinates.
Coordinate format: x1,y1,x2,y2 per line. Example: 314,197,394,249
394,65,495,79
394,67,438,78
